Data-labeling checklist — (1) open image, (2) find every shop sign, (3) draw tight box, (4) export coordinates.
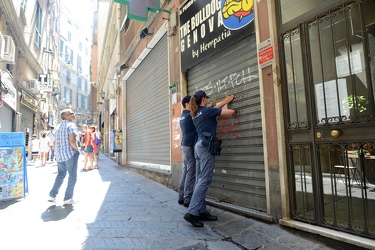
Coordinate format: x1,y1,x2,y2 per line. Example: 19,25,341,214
38,74,52,92
21,90,38,112
180,0,255,72
114,0,159,21
1,71,17,111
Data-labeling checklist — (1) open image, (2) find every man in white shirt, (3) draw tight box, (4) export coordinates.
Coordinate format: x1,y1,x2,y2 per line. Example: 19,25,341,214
47,126,56,161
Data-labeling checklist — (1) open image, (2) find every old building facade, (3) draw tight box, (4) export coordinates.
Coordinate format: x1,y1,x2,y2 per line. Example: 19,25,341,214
56,2,92,127
0,0,61,156
94,0,375,248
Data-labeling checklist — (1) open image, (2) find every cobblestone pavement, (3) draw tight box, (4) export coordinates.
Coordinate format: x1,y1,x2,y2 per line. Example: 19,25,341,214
0,153,341,250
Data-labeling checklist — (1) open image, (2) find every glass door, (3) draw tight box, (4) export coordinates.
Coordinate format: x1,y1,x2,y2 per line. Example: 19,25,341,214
282,0,375,238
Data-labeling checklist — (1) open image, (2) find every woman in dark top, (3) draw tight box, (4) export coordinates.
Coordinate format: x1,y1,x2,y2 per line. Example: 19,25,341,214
184,90,235,227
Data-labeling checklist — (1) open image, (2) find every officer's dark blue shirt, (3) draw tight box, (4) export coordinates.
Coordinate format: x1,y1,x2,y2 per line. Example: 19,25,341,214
180,110,197,145
192,106,222,138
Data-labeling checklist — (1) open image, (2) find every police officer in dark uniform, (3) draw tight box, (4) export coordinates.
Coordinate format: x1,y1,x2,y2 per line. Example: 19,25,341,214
178,96,197,208
184,90,235,227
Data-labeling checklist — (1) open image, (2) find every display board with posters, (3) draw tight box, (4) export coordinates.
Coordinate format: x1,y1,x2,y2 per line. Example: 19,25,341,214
0,132,28,201
110,130,123,153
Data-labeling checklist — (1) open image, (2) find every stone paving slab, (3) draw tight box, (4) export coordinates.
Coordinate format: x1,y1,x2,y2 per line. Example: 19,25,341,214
0,154,339,250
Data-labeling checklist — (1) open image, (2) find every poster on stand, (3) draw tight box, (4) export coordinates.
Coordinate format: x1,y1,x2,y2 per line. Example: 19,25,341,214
110,130,122,153
0,133,27,201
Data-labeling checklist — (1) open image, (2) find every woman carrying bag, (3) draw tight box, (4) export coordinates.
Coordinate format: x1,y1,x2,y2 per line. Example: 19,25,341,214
82,124,94,170
91,125,100,169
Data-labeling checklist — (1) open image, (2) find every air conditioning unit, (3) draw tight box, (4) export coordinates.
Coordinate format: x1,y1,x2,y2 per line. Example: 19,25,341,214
0,32,5,60
3,35,15,64
29,79,40,92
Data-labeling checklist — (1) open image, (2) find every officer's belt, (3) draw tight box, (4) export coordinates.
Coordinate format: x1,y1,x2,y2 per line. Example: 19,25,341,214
181,141,194,147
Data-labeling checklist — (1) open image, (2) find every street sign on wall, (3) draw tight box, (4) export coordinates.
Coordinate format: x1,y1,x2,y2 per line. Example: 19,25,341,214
258,38,274,68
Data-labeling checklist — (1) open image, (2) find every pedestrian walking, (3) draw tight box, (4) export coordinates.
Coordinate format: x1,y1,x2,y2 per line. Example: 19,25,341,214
184,90,236,227
94,125,101,159
30,134,40,161
81,124,94,171
91,125,99,169
178,95,197,208
47,126,56,161
48,109,80,205
39,132,50,167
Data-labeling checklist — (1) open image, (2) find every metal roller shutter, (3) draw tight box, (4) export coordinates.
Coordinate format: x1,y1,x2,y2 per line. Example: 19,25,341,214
187,35,266,211
0,105,14,132
20,106,34,141
126,34,170,171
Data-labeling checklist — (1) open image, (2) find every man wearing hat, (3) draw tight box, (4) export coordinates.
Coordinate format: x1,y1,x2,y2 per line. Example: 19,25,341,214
47,125,56,161
178,95,197,208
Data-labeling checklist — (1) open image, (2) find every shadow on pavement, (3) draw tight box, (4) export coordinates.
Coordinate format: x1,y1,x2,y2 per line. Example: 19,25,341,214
0,198,22,209
41,204,74,222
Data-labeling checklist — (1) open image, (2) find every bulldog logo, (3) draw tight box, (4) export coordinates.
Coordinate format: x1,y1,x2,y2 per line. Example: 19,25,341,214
221,0,254,30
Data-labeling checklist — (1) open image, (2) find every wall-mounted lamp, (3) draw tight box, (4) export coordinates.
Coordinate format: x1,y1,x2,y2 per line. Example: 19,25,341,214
43,49,54,54
120,63,129,71
140,28,153,39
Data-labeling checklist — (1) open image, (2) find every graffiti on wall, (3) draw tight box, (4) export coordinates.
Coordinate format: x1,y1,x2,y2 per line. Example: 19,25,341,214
197,67,258,139
217,116,241,138
172,117,181,149
197,66,258,96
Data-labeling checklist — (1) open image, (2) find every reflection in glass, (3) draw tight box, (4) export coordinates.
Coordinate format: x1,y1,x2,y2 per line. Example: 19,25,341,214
319,143,375,236
292,144,314,222
283,30,308,129
308,3,372,125
280,0,327,24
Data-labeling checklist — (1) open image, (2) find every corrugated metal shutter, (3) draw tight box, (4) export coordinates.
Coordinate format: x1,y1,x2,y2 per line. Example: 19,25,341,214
0,105,14,132
20,105,34,146
126,34,170,171
187,35,266,211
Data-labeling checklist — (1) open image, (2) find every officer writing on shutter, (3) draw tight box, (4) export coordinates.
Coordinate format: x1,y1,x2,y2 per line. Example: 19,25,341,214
184,90,236,227
178,96,197,208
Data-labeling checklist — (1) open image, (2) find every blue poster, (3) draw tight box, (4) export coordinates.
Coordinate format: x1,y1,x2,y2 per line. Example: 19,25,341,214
0,133,27,201
110,130,122,153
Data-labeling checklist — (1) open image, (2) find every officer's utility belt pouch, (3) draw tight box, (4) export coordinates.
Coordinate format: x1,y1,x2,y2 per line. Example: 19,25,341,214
209,138,222,156
202,132,212,147
202,132,222,156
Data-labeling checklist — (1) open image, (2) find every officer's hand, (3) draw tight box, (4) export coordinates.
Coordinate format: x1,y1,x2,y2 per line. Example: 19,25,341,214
224,94,235,104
